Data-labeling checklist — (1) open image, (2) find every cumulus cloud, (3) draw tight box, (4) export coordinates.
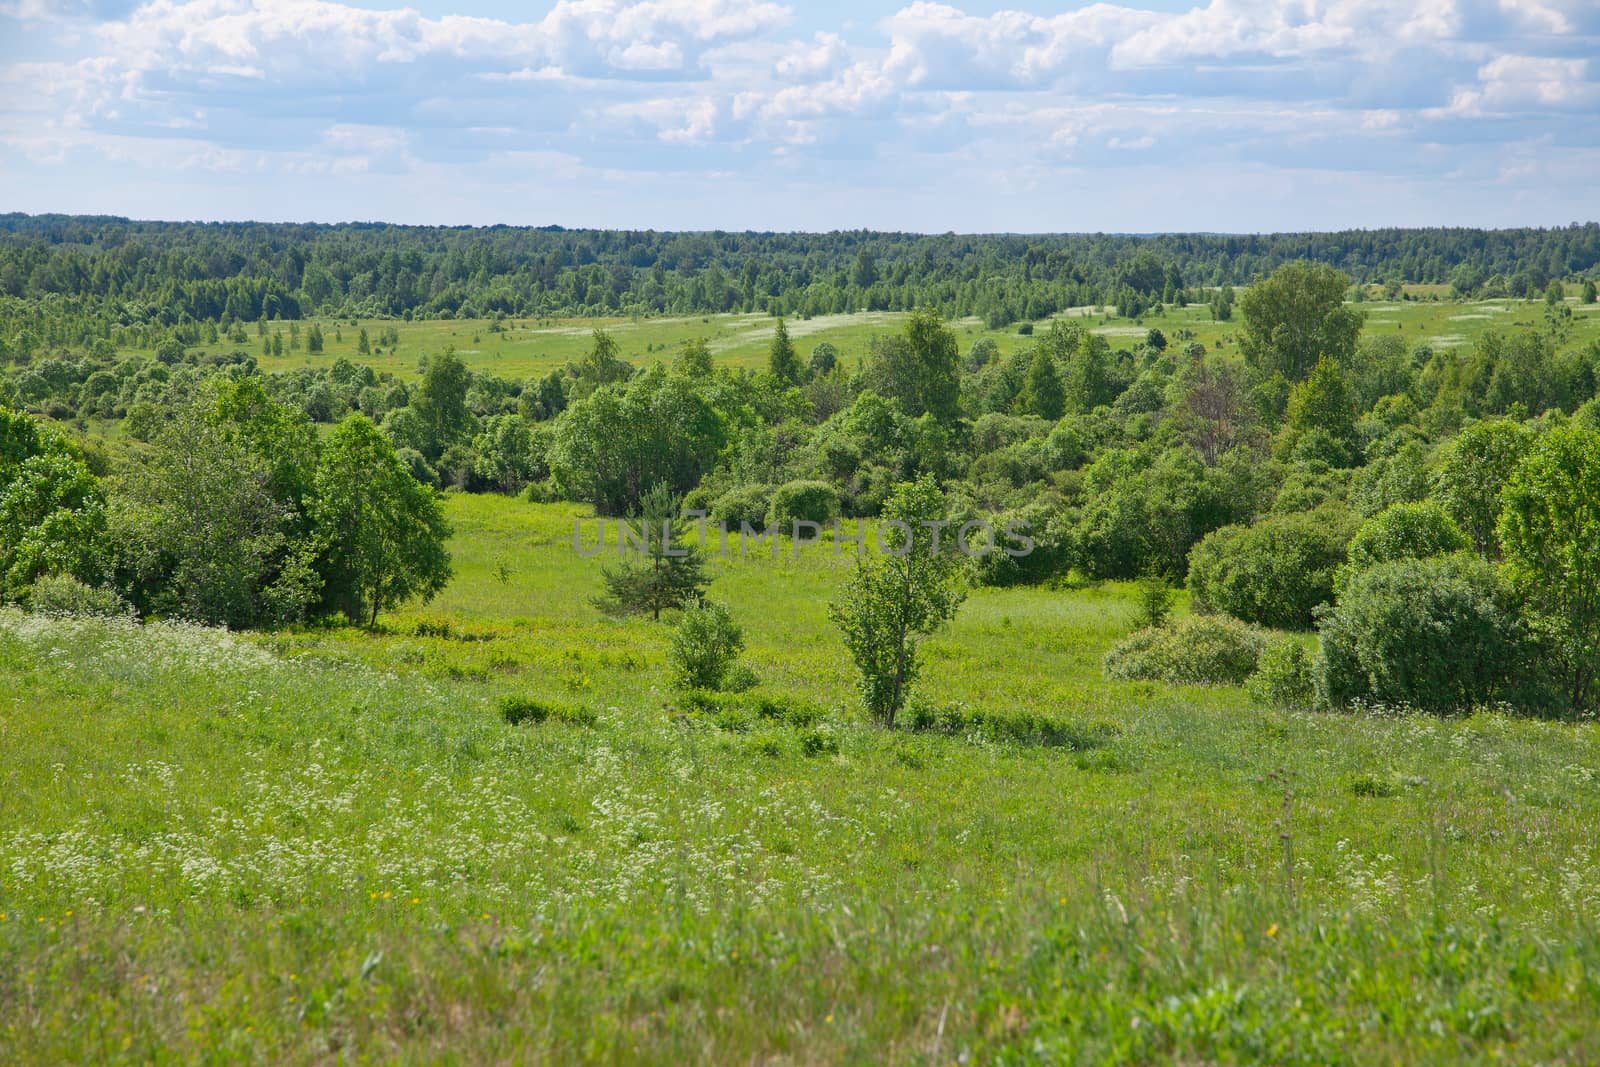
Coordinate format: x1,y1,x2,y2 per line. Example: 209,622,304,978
0,0,1596,227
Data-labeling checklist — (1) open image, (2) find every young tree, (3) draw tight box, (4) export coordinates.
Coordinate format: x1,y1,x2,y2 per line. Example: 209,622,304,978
1583,280,1598,305
312,414,452,627
669,598,745,690
1238,261,1363,381
0,408,108,601
413,347,475,460
864,309,961,422
767,317,801,385
1498,424,1600,713
1431,418,1535,558
594,481,709,621
675,337,713,378
828,475,968,724
1021,346,1065,419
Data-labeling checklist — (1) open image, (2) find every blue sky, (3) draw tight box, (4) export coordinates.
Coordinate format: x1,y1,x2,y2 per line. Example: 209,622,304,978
1,0,1597,232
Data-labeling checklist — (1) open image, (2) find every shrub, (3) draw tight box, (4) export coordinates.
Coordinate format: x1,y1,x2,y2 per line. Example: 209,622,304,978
906,697,1118,749
1338,501,1467,591
1187,509,1353,630
26,574,132,619
1313,554,1523,714
500,696,597,727
710,484,772,528
1246,640,1315,709
799,723,840,757
766,480,839,529
669,599,746,690
1104,614,1268,686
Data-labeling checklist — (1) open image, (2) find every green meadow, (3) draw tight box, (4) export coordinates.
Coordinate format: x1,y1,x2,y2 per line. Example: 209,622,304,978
4,493,1600,1062
247,290,1600,383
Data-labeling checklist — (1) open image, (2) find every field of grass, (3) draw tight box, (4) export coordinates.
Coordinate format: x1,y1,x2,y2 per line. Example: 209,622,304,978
238,290,1600,383
4,493,1600,1062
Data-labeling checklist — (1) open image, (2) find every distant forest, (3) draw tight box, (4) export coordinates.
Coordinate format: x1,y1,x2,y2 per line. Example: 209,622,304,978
3,215,1599,342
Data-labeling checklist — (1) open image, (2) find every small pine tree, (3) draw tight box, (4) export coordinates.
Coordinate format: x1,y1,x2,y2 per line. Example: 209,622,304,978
1135,570,1175,629
768,317,801,385
357,328,371,356
307,323,324,353
1583,280,1598,305
595,482,709,621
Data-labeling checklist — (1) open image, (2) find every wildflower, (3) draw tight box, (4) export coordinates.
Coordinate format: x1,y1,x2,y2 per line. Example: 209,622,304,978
1266,924,1279,938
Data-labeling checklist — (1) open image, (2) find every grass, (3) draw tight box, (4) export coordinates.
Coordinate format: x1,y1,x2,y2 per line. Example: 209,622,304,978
211,291,1600,383
3,494,1600,1062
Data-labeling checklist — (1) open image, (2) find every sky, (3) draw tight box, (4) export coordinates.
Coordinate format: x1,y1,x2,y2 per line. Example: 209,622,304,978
1,0,1597,232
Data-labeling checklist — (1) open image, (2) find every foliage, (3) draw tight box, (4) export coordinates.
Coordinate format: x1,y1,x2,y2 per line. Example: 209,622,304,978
829,475,968,724
1187,510,1353,630
1339,501,1468,590
862,308,961,422
765,479,839,529
595,481,709,621
669,599,746,691
1104,614,1268,685
25,573,132,619
312,414,453,626
1313,554,1524,714
0,409,108,600
767,317,801,385
710,484,773,528
1134,569,1176,629
1238,260,1364,381
1246,639,1315,709
1497,423,1600,713
1432,418,1535,557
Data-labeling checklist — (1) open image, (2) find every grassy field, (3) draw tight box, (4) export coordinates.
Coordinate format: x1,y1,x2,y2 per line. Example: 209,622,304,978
238,290,1600,382
4,494,1600,1062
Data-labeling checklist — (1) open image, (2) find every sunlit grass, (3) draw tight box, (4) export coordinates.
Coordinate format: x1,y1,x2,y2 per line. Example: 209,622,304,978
4,494,1600,1061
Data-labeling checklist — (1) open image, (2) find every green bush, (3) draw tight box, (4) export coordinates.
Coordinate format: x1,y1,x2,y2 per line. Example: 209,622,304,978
1246,640,1315,709
1338,501,1468,591
500,696,596,727
1313,554,1524,714
1187,510,1353,630
1104,615,1268,686
669,599,746,691
766,480,840,529
710,484,773,528
906,697,1118,749
26,574,132,619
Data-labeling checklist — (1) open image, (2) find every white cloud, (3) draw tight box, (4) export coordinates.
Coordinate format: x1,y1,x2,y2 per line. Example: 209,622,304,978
0,0,1596,227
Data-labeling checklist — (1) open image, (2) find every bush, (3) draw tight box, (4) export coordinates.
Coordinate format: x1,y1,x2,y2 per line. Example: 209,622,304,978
26,574,132,619
1313,554,1523,714
905,697,1117,749
499,696,597,727
1338,501,1468,591
1104,615,1268,686
710,484,772,528
1246,640,1315,709
766,480,839,529
1187,510,1353,630
669,599,746,690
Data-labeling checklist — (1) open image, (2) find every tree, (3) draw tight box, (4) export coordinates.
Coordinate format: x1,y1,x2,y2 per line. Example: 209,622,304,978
768,317,801,384
864,308,961,422
1584,280,1598,305
595,481,709,621
1063,334,1114,413
412,347,474,460
1283,356,1357,464
809,341,839,377
548,366,726,516
1338,501,1468,591
312,415,452,626
0,409,108,600
828,475,968,724
1498,423,1600,712
114,398,312,627
675,337,713,378
1020,346,1065,419
1431,418,1535,558
577,329,632,395
1239,261,1363,381
472,413,542,493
